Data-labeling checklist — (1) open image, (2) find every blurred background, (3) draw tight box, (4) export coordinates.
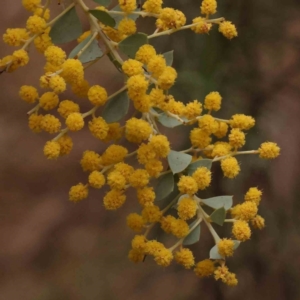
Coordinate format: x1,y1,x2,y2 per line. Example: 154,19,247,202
1,0,300,299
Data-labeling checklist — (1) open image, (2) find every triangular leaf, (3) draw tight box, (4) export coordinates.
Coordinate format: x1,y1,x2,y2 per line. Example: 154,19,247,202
157,113,182,128
155,172,174,201
201,196,233,211
68,35,103,63
118,33,148,58
109,5,140,27
93,0,111,6
233,240,240,250
50,7,82,44
89,10,116,27
187,159,212,175
210,207,226,226
102,90,129,122
163,50,174,66
183,221,201,246
209,244,224,260
167,150,192,174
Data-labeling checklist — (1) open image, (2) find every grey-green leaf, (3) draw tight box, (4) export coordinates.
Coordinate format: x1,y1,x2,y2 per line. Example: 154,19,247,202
50,7,82,44
89,10,116,27
187,159,212,175
155,172,174,201
118,33,148,58
233,240,240,250
68,35,103,63
167,150,192,174
209,244,224,260
157,113,182,128
102,90,129,123
183,221,201,246
93,0,110,6
163,50,174,66
201,196,233,211
210,207,226,226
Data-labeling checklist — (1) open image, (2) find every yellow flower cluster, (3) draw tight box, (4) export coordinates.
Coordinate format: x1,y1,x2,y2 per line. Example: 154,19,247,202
0,0,280,289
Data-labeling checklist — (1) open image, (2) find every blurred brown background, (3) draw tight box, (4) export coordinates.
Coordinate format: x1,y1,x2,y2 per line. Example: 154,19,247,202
1,1,300,299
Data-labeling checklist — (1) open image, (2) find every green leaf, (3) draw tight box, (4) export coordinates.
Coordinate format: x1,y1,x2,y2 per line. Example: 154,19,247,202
163,51,174,66
157,113,182,128
50,7,82,44
167,150,192,174
118,33,148,58
68,35,103,63
210,207,226,226
102,90,129,123
183,221,201,246
201,196,233,211
209,244,224,260
233,240,240,250
109,5,140,27
93,0,110,6
89,10,116,27
155,172,174,201
187,159,212,175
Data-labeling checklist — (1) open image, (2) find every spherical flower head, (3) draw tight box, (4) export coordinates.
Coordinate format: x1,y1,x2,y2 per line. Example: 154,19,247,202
65,112,84,131
142,0,162,14
127,213,145,232
145,159,163,178
229,128,246,149
129,169,150,188
135,44,156,65
57,100,80,119
251,215,265,230
40,114,61,134
22,0,41,12
219,21,238,40
200,0,217,15
3,28,29,47
184,100,203,119
148,135,170,158
157,66,177,90
80,150,102,172
131,235,147,252
156,8,186,30
132,93,151,113
69,183,89,202
154,248,173,267
88,117,109,140
12,49,29,67
26,15,47,34
171,219,189,238
39,92,59,111
19,85,39,104
57,134,73,156
147,54,167,78
34,28,53,53
174,248,195,269
125,118,152,143
107,171,126,190
258,142,280,159
198,114,219,134
214,265,229,281
214,121,229,138
102,122,123,143
87,85,108,106
28,114,43,133
102,144,128,166
71,79,90,98
211,142,232,158
160,215,176,234
88,171,105,189
137,187,155,206
177,197,198,220
231,202,258,221
230,114,255,130
61,59,84,84
145,240,164,256
224,272,238,286
137,143,156,165
128,248,145,263
192,167,212,190
177,176,198,195
118,18,137,36
142,205,162,223
118,0,136,13
204,91,222,111
166,98,186,116
122,59,144,77
232,220,251,241
44,45,66,66
217,238,235,257
43,141,61,159
114,162,134,182
34,7,50,21
103,189,126,210
194,259,215,277
221,156,240,178
127,74,149,100
190,128,212,149
191,17,212,34
244,187,262,205
49,75,66,94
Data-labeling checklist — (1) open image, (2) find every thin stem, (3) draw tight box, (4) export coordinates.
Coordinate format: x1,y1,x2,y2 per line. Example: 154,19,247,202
212,150,259,162
224,219,236,223
52,128,69,142
76,32,98,58
46,2,75,27
108,10,159,18
27,104,40,115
